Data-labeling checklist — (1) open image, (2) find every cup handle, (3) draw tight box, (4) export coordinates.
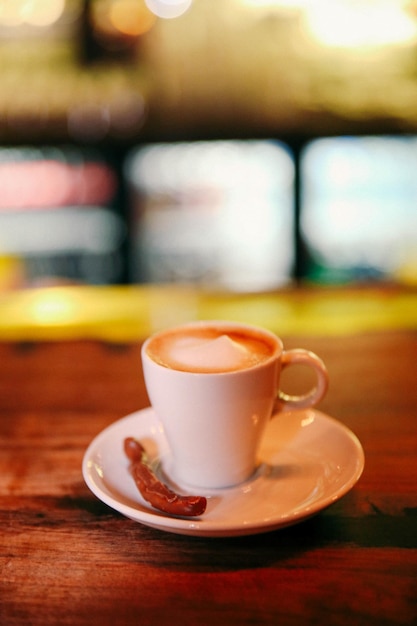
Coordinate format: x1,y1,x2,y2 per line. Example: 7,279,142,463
274,349,329,412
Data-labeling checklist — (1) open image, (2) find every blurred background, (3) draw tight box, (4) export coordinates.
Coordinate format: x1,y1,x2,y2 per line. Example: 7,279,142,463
1,0,417,293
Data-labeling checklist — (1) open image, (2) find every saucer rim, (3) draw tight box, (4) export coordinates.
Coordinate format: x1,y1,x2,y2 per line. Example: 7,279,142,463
82,407,365,537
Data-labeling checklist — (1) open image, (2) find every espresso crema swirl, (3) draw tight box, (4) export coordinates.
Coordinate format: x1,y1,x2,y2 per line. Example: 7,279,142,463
146,326,275,373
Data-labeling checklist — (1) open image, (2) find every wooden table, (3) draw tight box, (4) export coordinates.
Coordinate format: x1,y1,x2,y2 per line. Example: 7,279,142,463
0,289,416,625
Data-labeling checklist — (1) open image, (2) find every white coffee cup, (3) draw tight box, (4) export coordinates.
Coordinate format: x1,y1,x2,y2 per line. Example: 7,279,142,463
142,320,328,490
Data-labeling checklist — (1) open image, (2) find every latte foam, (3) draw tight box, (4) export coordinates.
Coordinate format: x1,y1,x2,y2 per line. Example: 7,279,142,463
146,325,275,373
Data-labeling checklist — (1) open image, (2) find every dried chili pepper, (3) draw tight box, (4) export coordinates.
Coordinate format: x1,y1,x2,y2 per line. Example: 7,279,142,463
124,437,207,517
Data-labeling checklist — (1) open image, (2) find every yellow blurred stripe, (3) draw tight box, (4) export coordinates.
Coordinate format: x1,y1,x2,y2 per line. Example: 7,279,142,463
0,285,416,341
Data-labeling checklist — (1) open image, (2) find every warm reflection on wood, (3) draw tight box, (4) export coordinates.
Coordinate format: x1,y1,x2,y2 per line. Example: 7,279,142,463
0,309,416,624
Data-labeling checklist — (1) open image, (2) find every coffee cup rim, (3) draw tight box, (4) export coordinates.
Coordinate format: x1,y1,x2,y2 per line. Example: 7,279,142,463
142,320,282,375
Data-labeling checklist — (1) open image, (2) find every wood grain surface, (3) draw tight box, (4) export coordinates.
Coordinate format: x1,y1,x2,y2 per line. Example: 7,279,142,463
1,330,416,625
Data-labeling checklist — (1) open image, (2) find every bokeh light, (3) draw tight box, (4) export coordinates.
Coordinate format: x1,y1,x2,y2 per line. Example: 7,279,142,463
91,0,157,39
0,0,66,28
145,0,193,20
110,0,156,35
303,0,417,48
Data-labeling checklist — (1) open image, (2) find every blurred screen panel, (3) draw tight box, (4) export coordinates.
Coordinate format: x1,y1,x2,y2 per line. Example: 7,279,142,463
0,147,125,288
126,140,295,291
300,136,417,285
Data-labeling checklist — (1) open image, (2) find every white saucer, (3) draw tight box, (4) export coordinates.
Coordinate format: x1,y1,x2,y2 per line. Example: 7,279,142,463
82,407,364,537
